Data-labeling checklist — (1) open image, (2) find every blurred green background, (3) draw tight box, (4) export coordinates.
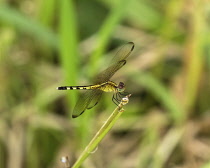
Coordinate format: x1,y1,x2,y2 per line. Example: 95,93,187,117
0,0,210,168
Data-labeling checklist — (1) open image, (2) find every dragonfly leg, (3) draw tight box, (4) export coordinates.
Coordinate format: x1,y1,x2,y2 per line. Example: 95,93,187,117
115,93,122,103
112,94,120,106
112,95,117,105
116,92,122,100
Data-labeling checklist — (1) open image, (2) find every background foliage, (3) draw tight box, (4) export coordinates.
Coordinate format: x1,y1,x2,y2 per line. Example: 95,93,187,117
0,0,210,168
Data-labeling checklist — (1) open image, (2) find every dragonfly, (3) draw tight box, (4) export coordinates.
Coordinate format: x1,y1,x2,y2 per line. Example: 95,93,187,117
57,42,135,118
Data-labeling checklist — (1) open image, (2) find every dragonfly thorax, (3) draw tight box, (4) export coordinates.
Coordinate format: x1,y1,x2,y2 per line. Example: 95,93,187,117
117,82,125,92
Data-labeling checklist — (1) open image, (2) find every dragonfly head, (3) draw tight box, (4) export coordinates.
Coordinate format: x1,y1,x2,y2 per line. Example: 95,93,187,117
117,82,125,92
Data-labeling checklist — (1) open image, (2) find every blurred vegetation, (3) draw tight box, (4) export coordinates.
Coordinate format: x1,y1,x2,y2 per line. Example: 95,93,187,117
0,0,210,168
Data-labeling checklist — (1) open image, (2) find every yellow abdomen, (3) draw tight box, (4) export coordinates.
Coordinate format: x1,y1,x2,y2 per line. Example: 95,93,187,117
57,81,118,93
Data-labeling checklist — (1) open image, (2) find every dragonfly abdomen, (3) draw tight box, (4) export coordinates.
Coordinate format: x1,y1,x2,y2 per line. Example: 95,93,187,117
57,86,97,90
57,81,118,92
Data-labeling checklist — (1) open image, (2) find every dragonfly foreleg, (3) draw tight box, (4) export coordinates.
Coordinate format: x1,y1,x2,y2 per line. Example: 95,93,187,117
112,94,120,106
116,92,123,100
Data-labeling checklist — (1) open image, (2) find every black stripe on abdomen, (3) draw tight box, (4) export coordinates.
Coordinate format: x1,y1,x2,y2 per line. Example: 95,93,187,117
57,86,68,90
57,86,89,90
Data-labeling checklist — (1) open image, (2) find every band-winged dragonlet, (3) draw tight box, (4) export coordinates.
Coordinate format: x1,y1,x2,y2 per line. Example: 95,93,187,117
57,42,134,118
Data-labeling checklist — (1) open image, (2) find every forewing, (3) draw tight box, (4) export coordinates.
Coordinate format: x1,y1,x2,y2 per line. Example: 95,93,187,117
111,42,134,63
94,60,126,84
94,42,134,84
72,90,102,118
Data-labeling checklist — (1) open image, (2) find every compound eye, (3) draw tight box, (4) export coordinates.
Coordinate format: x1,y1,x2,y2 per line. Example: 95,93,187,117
118,82,125,89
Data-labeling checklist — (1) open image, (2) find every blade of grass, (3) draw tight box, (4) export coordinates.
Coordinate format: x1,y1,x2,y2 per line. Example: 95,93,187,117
159,0,184,39
100,0,161,29
38,0,56,26
151,126,184,168
59,0,78,117
128,0,161,29
184,1,205,113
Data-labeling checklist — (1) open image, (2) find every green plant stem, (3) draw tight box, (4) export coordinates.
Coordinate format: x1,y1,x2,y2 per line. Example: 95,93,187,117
71,95,131,168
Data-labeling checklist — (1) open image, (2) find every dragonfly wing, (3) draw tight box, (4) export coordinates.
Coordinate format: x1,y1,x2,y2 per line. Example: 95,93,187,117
72,90,102,118
111,42,134,63
94,42,134,83
94,60,126,83
87,90,103,109
72,91,93,118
